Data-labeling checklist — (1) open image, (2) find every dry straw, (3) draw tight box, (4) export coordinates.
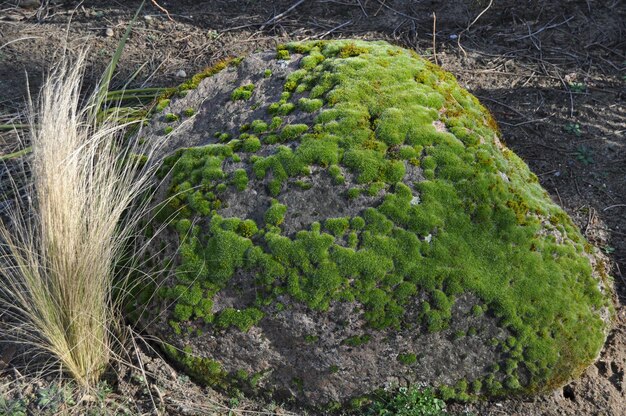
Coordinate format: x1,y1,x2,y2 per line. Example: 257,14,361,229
0,51,162,388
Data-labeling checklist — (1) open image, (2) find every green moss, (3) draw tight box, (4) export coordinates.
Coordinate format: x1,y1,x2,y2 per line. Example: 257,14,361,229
276,49,290,60
342,335,371,347
176,59,232,92
164,113,179,122
471,380,483,394
328,165,345,184
264,69,273,78
298,97,324,113
162,344,227,387
338,42,370,58
367,181,385,196
163,126,174,135
277,103,295,115
231,169,248,191
347,188,361,199
237,219,258,238
242,136,261,152
155,98,170,112
169,320,182,335
173,303,193,321
215,307,264,332
183,107,195,117
324,217,350,237
397,353,417,365
231,84,255,101
250,119,268,134
269,116,282,130
280,124,309,141
264,201,287,226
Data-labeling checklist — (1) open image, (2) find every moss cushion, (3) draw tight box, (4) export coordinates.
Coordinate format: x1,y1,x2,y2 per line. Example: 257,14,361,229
136,40,612,408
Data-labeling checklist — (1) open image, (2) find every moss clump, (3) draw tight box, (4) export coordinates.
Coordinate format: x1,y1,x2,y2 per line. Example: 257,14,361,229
264,69,273,78
264,201,287,226
163,344,227,387
347,188,361,199
298,97,324,113
237,219,258,238
183,107,195,117
251,119,268,134
276,49,290,60
242,136,262,153
155,98,170,112
231,84,255,101
177,59,232,92
149,39,611,401
324,217,350,237
338,42,370,58
231,169,248,191
342,335,371,347
269,116,282,130
164,113,179,122
397,353,417,365
280,124,309,141
269,102,295,116
215,307,264,332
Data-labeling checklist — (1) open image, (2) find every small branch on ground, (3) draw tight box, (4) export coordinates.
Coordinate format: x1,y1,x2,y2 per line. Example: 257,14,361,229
151,0,172,21
457,0,494,57
260,0,306,31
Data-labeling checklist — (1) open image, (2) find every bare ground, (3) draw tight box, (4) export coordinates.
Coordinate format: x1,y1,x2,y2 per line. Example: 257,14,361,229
0,1,624,415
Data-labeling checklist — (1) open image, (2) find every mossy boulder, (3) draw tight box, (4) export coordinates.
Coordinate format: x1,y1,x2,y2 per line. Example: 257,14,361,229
136,40,612,407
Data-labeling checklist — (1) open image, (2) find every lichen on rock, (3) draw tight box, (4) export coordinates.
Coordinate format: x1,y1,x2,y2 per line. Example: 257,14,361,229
135,40,612,409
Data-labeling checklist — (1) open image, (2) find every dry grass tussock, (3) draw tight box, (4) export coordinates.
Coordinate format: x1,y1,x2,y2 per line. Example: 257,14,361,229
0,51,162,389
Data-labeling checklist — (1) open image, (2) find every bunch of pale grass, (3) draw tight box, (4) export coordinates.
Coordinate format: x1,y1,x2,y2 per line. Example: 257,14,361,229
0,52,161,389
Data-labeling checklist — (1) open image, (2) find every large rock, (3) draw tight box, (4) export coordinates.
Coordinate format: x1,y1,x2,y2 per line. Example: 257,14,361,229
135,40,612,408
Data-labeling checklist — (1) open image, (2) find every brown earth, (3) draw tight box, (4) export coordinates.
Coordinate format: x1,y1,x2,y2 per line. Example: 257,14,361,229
0,0,624,415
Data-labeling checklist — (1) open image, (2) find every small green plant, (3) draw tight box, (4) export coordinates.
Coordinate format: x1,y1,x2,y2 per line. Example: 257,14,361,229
367,387,446,416
183,107,195,117
36,384,75,413
602,246,615,254
0,396,28,416
568,82,586,93
575,145,594,165
564,122,582,136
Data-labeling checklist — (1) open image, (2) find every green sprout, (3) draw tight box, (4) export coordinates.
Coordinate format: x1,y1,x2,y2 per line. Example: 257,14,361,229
564,122,582,136
568,82,586,93
575,145,594,165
